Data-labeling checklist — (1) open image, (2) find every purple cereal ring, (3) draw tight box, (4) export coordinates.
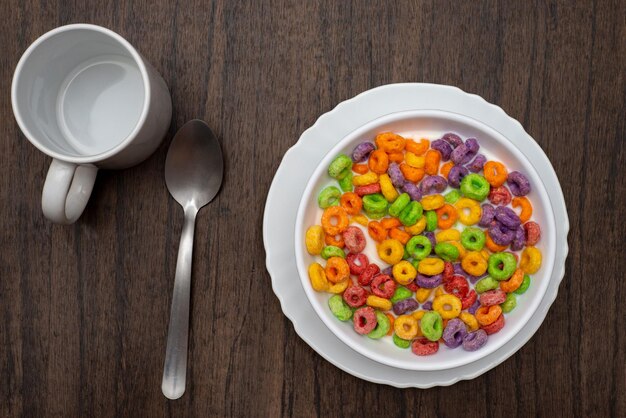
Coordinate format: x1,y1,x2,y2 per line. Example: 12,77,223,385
351,142,375,163
453,263,466,277
448,165,469,188
424,232,436,252
388,162,406,188
422,301,433,311
451,138,479,165
450,143,469,165
402,182,422,201
393,298,419,315
442,132,463,148
442,318,468,348
468,300,481,315
488,222,516,245
495,206,521,229
479,204,496,227
462,329,488,351
431,139,453,161
507,171,531,196
382,266,393,276
420,175,447,195
416,273,442,288
466,154,486,173
510,226,526,251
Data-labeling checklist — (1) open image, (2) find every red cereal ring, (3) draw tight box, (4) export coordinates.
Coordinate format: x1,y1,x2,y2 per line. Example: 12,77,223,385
479,289,507,306
406,281,420,292
358,263,380,286
481,313,505,335
442,261,455,283
443,275,469,298
488,185,512,206
342,226,366,253
524,221,541,246
353,306,378,334
460,289,477,310
346,253,369,275
370,274,396,299
343,286,368,308
355,183,382,196
411,337,440,356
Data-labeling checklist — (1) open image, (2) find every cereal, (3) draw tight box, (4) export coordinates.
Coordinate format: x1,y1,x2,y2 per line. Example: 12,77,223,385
500,268,524,293
448,165,469,188
338,170,353,192
340,192,363,215
514,274,531,295
346,253,369,275
355,183,382,196
479,289,507,306
328,295,353,321
460,174,490,201
507,171,531,196
433,294,462,319
367,311,391,339
520,246,542,274
343,285,368,308
406,138,430,155
394,315,420,340
393,333,412,348
366,295,393,311
416,273,443,288
400,163,425,182
483,161,507,187
488,185,512,206
353,172,379,186
321,206,349,235
467,154,487,173
406,235,432,260
305,225,325,255
368,149,390,174
475,305,502,326
462,329,488,351
388,162,406,187
351,142,375,163
475,276,499,293
378,239,405,264
444,189,461,204
417,257,445,275
481,313,505,335
455,197,482,226
320,245,345,260
308,263,329,291
435,242,460,261
399,201,423,226
524,221,541,246
424,149,441,175
367,221,388,242
362,193,388,214
421,194,445,210
461,251,488,276
389,193,410,217
442,318,468,348
500,293,517,313
420,175,447,195
379,173,399,202
392,260,417,285
370,274,396,299
375,132,406,153
358,263,380,286
512,196,532,222
431,138,453,161
328,154,353,178
402,182,422,201
353,306,378,334
488,252,517,280
390,286,412,304
393,298,420,316
325,257,350,283
420,311,444,341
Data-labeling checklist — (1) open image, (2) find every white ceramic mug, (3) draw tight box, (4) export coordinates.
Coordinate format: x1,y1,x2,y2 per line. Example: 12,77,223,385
12,24,172,224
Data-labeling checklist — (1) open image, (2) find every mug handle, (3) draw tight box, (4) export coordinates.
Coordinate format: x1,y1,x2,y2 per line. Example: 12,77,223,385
41,159,98,224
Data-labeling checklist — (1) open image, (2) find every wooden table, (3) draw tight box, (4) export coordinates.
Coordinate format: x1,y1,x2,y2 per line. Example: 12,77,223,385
1,1,624,416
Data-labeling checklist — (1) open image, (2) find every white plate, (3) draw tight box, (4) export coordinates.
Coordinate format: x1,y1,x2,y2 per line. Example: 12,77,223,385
263,83,569,387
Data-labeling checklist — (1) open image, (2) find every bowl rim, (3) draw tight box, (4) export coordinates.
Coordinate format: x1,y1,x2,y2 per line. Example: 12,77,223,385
294,108,556,371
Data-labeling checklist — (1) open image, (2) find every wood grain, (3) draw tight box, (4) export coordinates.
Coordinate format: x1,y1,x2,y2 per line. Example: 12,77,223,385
1,1,624,417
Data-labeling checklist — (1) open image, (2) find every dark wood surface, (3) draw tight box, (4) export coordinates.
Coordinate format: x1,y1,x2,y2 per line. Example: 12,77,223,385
1,1,624,417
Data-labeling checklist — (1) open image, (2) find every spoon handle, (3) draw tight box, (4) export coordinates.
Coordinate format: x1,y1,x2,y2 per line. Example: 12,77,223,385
162,208,197,399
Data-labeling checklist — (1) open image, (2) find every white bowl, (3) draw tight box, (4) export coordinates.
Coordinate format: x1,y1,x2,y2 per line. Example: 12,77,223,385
295,109,556,371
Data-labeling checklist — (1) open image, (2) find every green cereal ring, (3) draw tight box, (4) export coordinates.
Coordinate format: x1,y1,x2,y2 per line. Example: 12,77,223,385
318,186,341,208
393,333,411,349
444,189,461,204
362,193,388,213
336,167,351,180
406,235,432,260
366,210,386,220
460,174,490,201
460,227,486,251
501,293,517,313
488,252,517,280
425,210,438,232
403,247,411,260
328,154,352,178
514,274,532,295
420,311,443,342
321,246,345,260
434,242,460,261
328,295,353,321
368,311,391,339
475,276,499,293
338,169,353,192
399,201,423,226
389,193,411,217
391,286,413,304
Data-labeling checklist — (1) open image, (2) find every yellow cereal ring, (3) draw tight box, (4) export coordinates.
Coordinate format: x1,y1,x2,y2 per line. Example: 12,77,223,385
436,229,461,242
394,315,419,340
455,197,482,225
462,251,488,276
392,260,417,285
352,172,379,186
378,239,404,264
480,249,490,260
367,295,392,311
434,286,445,297
405,152,425,168
421,194,445,210
432,294,462,319
459,312,479,331
520,246,542,274
327,278,350,294
411,310,426,336
448,241,466,260
417,257,445,275
350,214,369,226
379,173,399,202
305,225,325,255
415,288,432,303
405,217,426,235
308,262,329,292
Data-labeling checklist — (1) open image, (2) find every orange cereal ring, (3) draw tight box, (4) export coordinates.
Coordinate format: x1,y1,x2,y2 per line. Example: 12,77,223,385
424,149,441,176
475,305,502,326
381,217,401,230
483,161,508,187
387,152,405,163
321,206,349,236
385,313,395,336
368,221,388,242
435,204,458,229
325,257,350,283
440,161,454,178
352,163,369,174
340,192,363,215
375,132,406,153
406,138,430,155
368,150,390,174
400,163,425,182
500,268,524,293
512,197,533,223
485,230,508,252
389,227,410,245
324,233,345,248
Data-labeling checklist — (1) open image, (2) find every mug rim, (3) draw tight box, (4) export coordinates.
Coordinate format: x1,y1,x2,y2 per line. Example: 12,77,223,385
11,23,152,164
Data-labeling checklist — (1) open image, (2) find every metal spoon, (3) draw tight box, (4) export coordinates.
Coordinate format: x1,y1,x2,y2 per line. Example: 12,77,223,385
162,119,223,400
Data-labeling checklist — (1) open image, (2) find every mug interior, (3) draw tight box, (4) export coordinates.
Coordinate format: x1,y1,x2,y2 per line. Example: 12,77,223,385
12,26,147,159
